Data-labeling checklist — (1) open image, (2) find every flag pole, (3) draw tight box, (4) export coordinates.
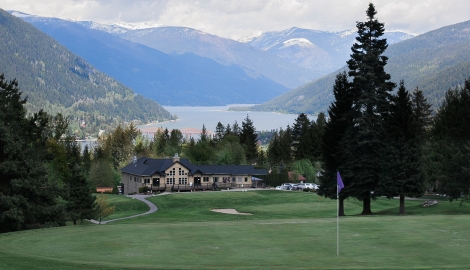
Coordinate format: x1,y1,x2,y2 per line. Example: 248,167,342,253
337,183,339,256
336,171,343,257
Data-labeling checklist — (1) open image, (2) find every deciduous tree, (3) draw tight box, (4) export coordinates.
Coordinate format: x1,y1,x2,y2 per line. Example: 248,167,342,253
94,193,115,224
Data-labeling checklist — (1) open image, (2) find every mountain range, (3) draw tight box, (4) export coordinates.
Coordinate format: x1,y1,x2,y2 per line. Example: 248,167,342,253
4,9,470,118
11,11,412,106
245,20,470,114
239,27,413,76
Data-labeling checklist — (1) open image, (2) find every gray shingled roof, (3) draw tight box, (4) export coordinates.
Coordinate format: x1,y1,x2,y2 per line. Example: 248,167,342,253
121,157,267,177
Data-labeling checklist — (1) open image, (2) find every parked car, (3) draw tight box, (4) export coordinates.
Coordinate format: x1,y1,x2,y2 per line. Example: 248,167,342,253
275,186,282,190
281,183,292,190
303,183,319,190
290,184,301,190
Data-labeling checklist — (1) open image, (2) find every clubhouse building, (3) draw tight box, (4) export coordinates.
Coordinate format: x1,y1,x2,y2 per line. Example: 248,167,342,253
120,154,268,195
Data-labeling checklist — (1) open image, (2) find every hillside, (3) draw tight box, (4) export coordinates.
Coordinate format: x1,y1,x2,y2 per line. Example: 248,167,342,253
246,20,470,114
0,9,173,136
13,12,289,106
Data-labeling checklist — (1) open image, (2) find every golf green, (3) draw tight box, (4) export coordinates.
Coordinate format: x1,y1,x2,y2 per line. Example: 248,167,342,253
0,191,469,269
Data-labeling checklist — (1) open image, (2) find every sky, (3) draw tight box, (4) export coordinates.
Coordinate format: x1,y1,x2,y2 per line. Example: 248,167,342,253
1,0,469,40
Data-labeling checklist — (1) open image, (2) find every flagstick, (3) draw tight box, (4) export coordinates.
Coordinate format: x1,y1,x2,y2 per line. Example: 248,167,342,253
337,184,339,256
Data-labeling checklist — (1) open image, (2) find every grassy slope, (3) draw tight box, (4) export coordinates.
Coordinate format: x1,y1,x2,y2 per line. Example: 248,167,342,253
1,191,469,269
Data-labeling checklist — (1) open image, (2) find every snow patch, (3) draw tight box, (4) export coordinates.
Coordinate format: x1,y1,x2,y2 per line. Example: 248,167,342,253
280,38,316,49
337,29,356,38
113,22,167,30
238,31,264,43
10,11,34,18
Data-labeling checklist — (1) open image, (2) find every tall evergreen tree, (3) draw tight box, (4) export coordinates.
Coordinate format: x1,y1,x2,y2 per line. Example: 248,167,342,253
411,87,433,142
342,3,396,214
214,122,225,143
240,115,258,163
319,72,353,216
232,121,241,138
66,164,96,225
292,113,312,160
378,81,425,214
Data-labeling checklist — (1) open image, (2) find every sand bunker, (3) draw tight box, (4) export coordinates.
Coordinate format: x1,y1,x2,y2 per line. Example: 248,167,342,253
211,209,253,215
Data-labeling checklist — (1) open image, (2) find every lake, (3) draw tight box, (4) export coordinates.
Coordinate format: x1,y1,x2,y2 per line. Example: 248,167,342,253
139,105,316,133
79,106,314,150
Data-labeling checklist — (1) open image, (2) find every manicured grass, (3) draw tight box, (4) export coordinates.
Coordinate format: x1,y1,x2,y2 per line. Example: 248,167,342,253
0,190,469,269
99,194,150,221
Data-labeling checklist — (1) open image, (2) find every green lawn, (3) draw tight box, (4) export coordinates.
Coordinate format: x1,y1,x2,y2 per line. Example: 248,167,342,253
0,190,469,269
100,193,150,221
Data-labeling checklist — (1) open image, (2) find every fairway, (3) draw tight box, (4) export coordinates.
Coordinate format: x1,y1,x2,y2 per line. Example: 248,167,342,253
1,191,469,269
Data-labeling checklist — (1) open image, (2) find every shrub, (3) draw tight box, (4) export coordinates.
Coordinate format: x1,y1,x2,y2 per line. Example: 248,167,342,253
138,186,149,193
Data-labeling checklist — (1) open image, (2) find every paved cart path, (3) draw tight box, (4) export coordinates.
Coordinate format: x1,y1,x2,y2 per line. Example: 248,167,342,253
88,194,162,224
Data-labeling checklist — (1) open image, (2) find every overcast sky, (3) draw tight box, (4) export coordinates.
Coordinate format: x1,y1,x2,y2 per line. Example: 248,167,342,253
1,0,469,40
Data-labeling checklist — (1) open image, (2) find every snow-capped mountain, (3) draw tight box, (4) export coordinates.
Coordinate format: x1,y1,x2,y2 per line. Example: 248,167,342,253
11,10,416,102
240,27,415,75
113,26,315,88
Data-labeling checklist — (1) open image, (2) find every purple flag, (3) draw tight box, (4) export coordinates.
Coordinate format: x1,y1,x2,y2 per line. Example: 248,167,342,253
337,171,344,193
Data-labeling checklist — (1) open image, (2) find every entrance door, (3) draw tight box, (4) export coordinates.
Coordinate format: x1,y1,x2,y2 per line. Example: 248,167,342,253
194,177,201,186
152,178,160,186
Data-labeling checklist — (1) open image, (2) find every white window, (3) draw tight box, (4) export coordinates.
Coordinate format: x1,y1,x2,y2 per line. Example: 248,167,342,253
213,177,219,183
203,177,209,182
179,178,188,185
238,178,242,182
166,178,174,185
144,178,150,184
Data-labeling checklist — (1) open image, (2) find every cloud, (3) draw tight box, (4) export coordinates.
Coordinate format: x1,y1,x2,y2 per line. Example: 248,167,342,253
1,0,469,39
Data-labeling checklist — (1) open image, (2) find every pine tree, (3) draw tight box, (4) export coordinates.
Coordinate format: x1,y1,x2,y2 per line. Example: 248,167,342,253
378,81,425,214
214,122,225,143
292,113,312,160
411,87,433,142
343,3,396,215
224,123,232,137
240,115,258,163
232,121,241,137
319,72,353,216
310,112,326,161
67,164,96,225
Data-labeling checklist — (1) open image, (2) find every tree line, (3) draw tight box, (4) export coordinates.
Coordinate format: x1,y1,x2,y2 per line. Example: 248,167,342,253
0,74,118,233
